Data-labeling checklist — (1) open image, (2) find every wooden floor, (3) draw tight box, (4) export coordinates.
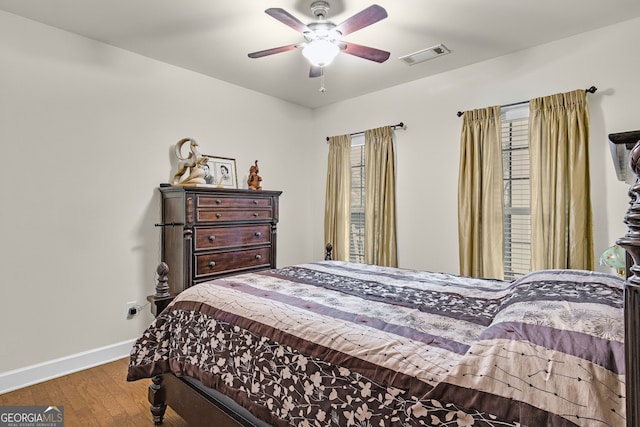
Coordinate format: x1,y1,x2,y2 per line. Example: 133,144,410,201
0,358,189,427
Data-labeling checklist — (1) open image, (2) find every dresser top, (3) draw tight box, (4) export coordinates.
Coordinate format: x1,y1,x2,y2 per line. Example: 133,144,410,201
158,184,282,197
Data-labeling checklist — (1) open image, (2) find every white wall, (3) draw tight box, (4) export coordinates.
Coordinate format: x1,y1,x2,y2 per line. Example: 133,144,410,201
309,17,640,275
0,10,316,375
1,9,638,384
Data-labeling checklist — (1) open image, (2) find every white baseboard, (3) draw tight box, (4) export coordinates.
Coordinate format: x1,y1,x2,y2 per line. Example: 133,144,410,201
0,339,136,395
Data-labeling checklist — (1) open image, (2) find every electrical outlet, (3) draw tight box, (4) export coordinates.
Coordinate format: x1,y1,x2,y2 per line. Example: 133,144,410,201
126,301,141,319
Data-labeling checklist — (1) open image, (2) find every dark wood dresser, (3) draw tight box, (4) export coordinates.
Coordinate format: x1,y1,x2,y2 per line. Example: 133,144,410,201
158,185,282,295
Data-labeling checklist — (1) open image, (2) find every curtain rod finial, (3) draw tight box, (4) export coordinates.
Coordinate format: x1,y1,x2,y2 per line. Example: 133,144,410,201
457,111,463,117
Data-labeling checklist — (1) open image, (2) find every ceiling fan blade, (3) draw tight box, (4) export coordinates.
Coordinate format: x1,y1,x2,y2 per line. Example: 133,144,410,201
341,42,390,63
334,4,388,36
248,43,299,59
265,8,311,33
309,65,322,78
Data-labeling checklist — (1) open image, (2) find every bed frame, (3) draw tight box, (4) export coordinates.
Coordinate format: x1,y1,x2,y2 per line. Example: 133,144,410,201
146,153,640,426
617,141,640,427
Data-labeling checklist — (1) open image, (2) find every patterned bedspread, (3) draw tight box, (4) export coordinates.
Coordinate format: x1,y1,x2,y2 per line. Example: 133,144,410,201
127,261,626,426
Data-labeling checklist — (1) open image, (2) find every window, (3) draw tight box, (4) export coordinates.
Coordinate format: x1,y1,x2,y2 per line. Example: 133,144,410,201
501,105,531,279
350,135,365,263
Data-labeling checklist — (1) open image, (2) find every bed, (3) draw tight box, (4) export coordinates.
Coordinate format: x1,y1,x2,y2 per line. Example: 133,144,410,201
128,255,629,426
128,144,640,426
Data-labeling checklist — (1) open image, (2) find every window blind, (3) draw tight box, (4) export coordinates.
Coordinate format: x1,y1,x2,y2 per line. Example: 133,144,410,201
501,105,531,280
350,137,365,263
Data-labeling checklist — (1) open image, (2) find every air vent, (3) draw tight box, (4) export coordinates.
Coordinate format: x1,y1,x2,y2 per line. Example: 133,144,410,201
399,44,450,66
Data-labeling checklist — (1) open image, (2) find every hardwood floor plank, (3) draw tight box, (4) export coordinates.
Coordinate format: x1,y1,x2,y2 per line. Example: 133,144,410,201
0,358,188,426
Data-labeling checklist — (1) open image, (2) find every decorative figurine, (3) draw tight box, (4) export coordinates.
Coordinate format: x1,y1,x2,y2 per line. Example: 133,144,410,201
171,138,208,186
247,160,262,190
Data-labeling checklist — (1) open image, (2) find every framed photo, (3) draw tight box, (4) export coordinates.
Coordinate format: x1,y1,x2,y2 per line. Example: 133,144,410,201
203,156,238,189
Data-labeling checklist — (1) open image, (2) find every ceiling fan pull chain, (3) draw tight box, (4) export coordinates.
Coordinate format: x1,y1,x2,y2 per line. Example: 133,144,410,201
320,66,326,92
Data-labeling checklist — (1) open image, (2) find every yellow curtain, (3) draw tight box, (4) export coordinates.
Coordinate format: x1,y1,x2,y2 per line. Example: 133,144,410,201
324,134,351,261
458,106,504,279
364,126,398,267
529,89,594,270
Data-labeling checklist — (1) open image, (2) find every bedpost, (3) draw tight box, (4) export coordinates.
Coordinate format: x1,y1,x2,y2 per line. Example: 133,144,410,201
155,262,170,298
325,243,333,260
615,142,640,427
148,262,175,316
146,264,171,424
148,375,167,425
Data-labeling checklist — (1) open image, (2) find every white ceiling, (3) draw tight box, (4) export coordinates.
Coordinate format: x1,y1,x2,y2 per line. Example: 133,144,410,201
2,0,640,109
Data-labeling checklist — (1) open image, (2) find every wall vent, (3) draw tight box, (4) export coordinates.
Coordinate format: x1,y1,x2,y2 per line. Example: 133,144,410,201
399,44,450,65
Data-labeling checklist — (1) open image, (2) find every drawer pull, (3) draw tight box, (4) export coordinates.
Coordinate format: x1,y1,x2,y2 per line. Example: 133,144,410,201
208,235,216,242
255,254,262,260
254,231,262,237
208,261,216,268
216,213,222,218
252,200,258,205
215,199,222,205
253,212,259,217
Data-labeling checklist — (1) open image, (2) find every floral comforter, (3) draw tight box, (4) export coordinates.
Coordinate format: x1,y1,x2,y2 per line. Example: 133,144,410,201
127,261,626,426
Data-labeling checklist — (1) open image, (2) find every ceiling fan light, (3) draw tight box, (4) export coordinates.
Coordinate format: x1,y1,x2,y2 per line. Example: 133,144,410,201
302,40,340,66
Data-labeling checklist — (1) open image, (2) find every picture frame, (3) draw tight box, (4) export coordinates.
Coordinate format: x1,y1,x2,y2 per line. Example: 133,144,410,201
203,155,238,189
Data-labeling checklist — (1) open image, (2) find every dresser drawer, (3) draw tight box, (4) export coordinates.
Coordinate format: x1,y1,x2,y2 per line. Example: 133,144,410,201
195,247,271,278
196,208,273,222
197,195,272,209
194,225,271,250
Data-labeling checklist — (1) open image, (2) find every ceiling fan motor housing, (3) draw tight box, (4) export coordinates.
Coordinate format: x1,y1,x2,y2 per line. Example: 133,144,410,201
305,22,340,42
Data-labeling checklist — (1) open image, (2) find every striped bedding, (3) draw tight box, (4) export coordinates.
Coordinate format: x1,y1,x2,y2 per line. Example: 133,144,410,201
127,261,626,426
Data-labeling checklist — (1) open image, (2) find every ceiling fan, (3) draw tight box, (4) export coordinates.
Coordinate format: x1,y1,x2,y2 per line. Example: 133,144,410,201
248,1,390,79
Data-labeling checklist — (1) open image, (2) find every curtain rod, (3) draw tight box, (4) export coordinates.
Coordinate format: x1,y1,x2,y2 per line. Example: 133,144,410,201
456,86,598,117
325,122,405,142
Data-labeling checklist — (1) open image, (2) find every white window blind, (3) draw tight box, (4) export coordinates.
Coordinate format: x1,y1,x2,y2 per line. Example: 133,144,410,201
501,105,531,280
350,135,365,263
